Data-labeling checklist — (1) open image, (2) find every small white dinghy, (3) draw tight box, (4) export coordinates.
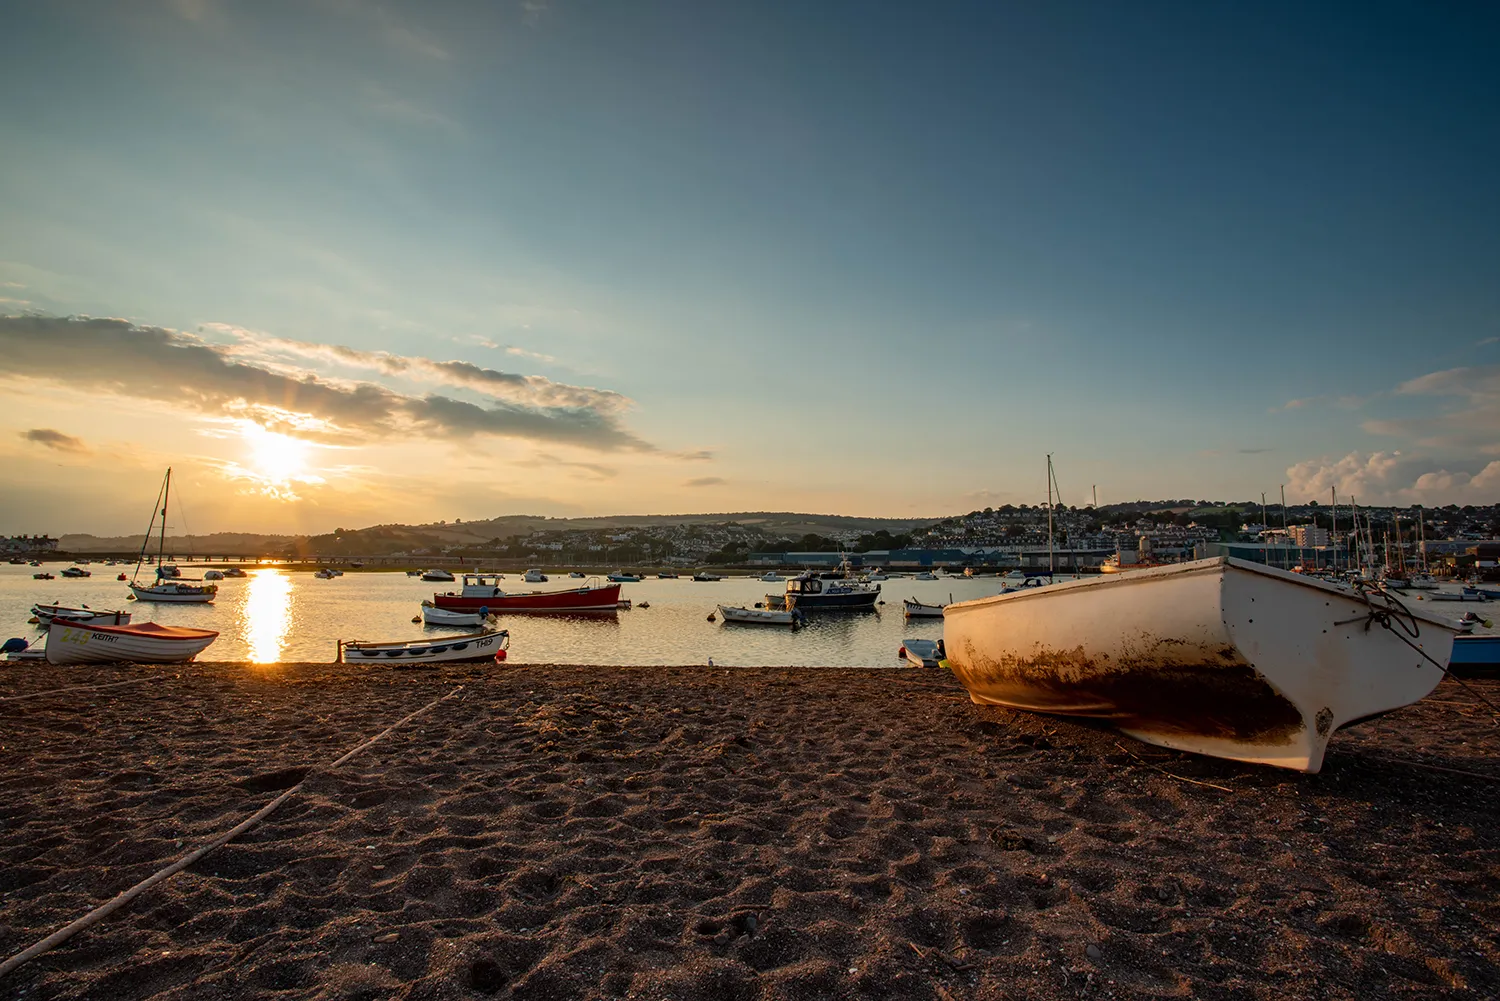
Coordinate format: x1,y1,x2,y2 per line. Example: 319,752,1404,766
903,597,948,618
32,603,133,627
420,602,498,627
45,620,219,665
717,604,804,627
340,629,510,664
943,556,1461,773
899,638,945,668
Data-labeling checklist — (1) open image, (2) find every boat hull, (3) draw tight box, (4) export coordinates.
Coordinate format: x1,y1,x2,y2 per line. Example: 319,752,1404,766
45,621,219,665
341,629,509,664
902,599,946,618
1449,634,1500,674
129,584,217,603
33,604,133,627
718,604,800,625
433,583,621,613
943,557,1457,773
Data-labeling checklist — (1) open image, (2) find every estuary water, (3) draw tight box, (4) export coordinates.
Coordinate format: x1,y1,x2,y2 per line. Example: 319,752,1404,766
0,565,1038,666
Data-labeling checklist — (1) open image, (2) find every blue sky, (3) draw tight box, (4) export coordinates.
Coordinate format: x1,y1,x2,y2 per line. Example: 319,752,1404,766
1,1,1498,533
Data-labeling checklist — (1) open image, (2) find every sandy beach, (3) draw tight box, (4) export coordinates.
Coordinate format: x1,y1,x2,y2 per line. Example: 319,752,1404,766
1,662,1496,1000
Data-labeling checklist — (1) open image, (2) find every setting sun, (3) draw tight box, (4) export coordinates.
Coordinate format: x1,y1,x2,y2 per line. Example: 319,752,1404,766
241,423,315,488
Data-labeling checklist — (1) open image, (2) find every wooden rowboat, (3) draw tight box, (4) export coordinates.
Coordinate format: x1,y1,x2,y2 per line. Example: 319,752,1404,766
420,602,498,627
340,629,510,664
717,604,803,626
32,603,133,627
902,597,947,618
943,556,1460,773
45,620,219,665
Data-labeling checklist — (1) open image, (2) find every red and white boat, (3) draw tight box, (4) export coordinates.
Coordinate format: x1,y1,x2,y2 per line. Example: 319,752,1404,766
432,574,621,613
32,603,133,627
44,620,219,665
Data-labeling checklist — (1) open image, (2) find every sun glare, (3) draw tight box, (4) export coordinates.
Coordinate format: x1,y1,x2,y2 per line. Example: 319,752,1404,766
242,424,313,485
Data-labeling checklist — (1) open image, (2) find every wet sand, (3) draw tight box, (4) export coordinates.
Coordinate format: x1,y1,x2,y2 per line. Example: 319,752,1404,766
1,662,1497,1000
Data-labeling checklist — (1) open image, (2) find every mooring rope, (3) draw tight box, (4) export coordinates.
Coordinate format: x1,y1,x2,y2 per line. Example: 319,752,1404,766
0,678,154,703
0,684,464,982
1335,583,1500,720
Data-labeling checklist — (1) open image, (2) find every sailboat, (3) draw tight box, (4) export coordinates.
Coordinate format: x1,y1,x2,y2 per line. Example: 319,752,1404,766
128,469,218,604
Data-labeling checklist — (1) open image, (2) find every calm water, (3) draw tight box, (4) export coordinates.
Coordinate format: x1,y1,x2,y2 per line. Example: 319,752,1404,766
0,565,1038,666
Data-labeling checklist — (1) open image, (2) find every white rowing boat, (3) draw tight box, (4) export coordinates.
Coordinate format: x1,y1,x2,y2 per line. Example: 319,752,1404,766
420,602,499,627
31,603,133,627
717,604,804,626
899,638,945,668
903,597,947,618
44,620,219,665
339,629,510,664
943,556,1460,773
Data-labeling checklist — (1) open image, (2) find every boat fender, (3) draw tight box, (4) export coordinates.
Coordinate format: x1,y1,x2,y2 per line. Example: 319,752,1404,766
494,649,507,661
411,616,421,623
1,637,29,654
479,606,489,616
897,646,906,658
707,613,715,622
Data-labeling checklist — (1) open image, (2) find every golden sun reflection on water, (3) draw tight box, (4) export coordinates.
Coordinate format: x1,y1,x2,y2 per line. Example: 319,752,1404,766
242,569,292,663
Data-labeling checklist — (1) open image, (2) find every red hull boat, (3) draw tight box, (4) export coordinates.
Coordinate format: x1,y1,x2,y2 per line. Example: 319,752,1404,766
433,574,621,613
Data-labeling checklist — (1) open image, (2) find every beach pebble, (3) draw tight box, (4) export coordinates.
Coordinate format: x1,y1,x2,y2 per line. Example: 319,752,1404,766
1086,943,1102,960
373,932,399,943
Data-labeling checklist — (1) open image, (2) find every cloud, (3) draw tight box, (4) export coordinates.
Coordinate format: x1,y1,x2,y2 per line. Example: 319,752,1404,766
1364,364,1500,450
1237,448,1272,454
1285,450,1500,505
515,453,618,480
684,477,727,488
506,345,557,364
1478,337,1499,346
19,428,87,453
217,327,630,414
0,315,653,452
673,450,715,462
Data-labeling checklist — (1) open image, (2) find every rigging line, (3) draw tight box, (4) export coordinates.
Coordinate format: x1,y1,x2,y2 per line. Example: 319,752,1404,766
132,472,168,586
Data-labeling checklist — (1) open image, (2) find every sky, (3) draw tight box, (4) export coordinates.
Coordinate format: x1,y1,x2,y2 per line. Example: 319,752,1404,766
1,0,1498,535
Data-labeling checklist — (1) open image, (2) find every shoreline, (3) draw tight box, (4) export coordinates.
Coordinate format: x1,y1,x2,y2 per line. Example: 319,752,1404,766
2,663,1496,999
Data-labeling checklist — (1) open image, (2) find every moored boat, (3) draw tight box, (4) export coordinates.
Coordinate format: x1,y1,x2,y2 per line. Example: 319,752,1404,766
420,602,498,627
339,628,510,664
942,556,1459,773
899,638,945,668
421,568,456,582
433,574,621,613
522,569,549,583
902,597,947,618
607,570,642,582
32,603,133,627
129,580,217,603
61,566,91,578
45,620,219,665
783,559,880,610
717,604,804,626
693,571,724,582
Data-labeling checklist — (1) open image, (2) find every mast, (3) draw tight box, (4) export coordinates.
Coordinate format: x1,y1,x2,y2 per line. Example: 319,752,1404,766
159,467,172,572
1046,454,1055,576
1393,512,1405,576
1331,486,1337,575
1280,484,1289,570
132,469,169,587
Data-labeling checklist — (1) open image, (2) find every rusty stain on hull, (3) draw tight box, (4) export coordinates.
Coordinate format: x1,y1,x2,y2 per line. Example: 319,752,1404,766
951,635,1306,745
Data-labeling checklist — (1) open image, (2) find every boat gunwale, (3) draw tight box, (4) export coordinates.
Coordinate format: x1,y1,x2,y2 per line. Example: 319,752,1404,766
343,628,509,652
943,556,1462,633
49,620,219,640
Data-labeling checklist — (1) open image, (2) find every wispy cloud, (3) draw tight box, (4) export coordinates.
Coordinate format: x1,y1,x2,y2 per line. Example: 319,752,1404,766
684,476,726,488
1478,336,1499,346
521,0,550,27
0,315,654,452
1237,447,1272,454
19,428,88,454
506,345,557,364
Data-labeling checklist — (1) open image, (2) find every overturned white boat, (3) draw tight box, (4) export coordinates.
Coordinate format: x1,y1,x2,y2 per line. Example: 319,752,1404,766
32,603,133,627
717,604,804,627
942,557,1460,773
903,597,947,618
900,638,944,668
420,602,498,627
45,620,219,665
339,629,510,664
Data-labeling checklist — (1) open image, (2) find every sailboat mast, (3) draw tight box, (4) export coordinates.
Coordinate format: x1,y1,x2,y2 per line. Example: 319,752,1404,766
1330,486,1337,575
159,467,171,570
1046,454,1055,575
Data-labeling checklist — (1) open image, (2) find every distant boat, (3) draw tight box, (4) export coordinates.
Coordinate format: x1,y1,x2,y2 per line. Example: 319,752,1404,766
759,571,785,582
693,571,724,582
32,603,132,627
203,569,224,580
914,571,938,581
717,604,803,626
899,638,944,668
314,568,337,579
944,557,1459,773
1405,573,1440,591
657,572,680,579
607,570,642,582
432,574,621,613
420,601,498,627
569,571,587,578
902,597,947,618
61,566,91,578
782,555,880,610
33,572,54,580
339,628,509,664
522,569,549,583
45,620,219,665
127,469,217,604
421,568,456,582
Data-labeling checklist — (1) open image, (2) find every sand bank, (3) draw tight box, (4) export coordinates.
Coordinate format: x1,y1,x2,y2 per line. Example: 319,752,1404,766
1,662,1497,999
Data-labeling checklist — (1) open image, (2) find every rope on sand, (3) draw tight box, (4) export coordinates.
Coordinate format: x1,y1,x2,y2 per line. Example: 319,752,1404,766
0,684,465,982
0,678,154,703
